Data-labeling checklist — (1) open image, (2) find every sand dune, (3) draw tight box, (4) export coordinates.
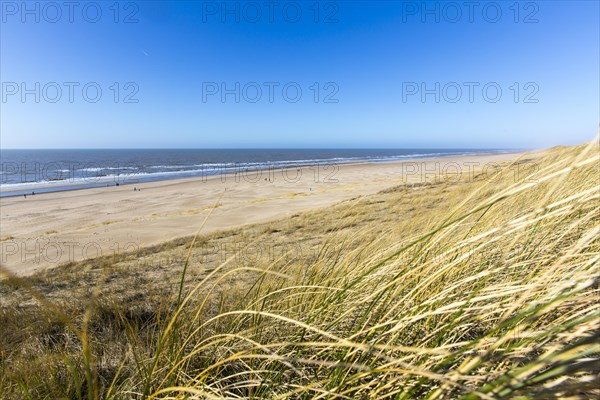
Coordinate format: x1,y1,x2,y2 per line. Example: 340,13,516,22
0,153,522,275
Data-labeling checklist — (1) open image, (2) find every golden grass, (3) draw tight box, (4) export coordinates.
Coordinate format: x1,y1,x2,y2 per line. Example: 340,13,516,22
0,142,598,399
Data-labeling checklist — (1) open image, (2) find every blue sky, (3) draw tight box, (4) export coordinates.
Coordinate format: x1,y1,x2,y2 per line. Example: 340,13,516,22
1,1,598,149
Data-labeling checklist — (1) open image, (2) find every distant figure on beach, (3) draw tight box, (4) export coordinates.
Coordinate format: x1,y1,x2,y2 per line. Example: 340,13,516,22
116,183,119,186
23,194,27,199
134,187,137,191
31,191,35,195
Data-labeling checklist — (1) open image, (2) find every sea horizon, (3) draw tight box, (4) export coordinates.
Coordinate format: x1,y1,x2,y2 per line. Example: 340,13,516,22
0,148,515,197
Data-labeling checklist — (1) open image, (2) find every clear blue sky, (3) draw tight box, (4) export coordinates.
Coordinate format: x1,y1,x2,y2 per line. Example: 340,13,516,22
1,1,598,149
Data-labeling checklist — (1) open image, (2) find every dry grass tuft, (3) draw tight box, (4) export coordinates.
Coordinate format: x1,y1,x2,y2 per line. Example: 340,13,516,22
1,142,598,399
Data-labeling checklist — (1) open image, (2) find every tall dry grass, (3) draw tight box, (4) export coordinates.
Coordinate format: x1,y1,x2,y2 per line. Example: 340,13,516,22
1,141,598,399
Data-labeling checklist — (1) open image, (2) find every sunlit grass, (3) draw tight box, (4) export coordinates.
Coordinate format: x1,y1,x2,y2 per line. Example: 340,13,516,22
1,141,598,399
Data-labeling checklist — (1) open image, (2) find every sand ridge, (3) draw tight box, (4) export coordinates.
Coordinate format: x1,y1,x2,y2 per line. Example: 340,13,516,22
0,153,523,275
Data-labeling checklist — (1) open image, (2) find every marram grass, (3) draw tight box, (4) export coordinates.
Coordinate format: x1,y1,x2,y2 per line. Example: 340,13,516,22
1,142,598,399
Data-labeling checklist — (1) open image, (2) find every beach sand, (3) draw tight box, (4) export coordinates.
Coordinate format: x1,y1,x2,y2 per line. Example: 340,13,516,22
0,153,523,276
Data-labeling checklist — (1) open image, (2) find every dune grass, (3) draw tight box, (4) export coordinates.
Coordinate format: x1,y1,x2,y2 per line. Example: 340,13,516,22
0,141,598,399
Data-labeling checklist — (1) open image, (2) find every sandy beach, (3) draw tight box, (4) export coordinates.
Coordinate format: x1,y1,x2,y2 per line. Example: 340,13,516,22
0,152,523,276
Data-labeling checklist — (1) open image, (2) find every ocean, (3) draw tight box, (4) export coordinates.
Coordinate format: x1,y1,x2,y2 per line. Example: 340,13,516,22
0,149,505,197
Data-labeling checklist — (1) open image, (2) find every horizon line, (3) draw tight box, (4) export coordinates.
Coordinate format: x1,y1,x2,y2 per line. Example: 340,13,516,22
0,146,528,151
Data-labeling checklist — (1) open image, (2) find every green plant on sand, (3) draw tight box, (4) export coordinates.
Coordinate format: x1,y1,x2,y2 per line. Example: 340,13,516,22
0,141,598,399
